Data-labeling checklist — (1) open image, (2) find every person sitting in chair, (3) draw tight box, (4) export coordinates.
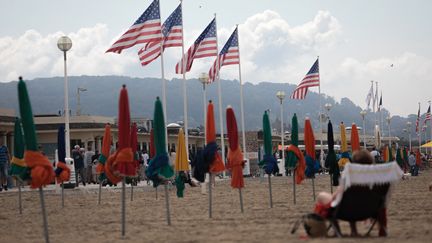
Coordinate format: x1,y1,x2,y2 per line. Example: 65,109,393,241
314,149,387,236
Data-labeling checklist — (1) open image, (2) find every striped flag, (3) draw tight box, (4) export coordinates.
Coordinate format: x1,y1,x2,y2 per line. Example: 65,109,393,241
208,27,240,82
138,4,182,66
290,59,320,99
423,104,431,127
106,0,162,54
416,103,421,133
175,18,217,74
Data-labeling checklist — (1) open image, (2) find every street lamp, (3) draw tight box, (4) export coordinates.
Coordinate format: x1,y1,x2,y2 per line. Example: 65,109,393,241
199,73,209,146
360,110,367,149
276,91,286,171
57,36,72,159
386,115,391,146
407,121,412,151
76,87,87,116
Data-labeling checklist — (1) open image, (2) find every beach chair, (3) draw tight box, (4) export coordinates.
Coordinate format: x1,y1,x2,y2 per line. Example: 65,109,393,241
327,162,403,237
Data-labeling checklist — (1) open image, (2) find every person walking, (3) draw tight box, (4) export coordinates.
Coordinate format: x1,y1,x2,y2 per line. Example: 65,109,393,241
0,140,10,191
408,151,418,176
84,146,95,184
72,145,85,186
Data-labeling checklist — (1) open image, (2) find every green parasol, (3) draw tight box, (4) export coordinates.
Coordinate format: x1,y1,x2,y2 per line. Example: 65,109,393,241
286,114,298,168
396,148,403,168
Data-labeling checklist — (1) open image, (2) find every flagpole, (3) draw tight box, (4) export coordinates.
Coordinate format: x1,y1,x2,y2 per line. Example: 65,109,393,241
380,91,383,145
237,25,248,175
429,100,431,155
317,56,324,171
418,102,421,151
158,0,169,154
214,13,226,175
179,0,190,163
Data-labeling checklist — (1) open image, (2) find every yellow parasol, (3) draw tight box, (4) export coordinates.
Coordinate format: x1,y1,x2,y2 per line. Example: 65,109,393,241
421,141,432,148
175,128,189,171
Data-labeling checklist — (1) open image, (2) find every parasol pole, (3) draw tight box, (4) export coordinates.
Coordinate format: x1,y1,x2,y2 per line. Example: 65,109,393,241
164,183,171,225
155,187,158,200
237,24,248,175
239,188,244,213
312,178,316,201
121,178,126,237
293,169,296,205
98,181,102,205
179,0,190,164
208,173,212,218
61,182,64,208
214,14,226,177
268,175,273,208
316,56,321,202
131,183,134,202
39,187,50,243
18,179,22,214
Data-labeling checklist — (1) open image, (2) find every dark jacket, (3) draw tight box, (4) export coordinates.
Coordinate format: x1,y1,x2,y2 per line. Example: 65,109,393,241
72,149,84,169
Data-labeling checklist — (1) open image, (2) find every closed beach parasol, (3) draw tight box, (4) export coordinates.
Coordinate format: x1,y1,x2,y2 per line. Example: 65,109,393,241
304,118,317,200
286,113,305,204
261,111,277,208
145,97,174,225
325,121,340,187
18,77,54,242
350,123,360,152
226,106,245,213
206,101,225,175
338,122,350,168
174,128,189,198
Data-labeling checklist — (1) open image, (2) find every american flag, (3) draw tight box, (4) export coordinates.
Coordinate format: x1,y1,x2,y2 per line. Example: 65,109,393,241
106,0,162,54
423,104,431,127
208,27,240,82
416,103,421,133
138,4,182,66
290,59,320,99
175,18,217,74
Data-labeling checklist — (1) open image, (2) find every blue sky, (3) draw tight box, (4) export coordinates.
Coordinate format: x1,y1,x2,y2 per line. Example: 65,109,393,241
1,0,431,117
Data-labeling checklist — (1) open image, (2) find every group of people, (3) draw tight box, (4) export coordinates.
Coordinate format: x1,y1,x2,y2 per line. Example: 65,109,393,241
72,145,99,186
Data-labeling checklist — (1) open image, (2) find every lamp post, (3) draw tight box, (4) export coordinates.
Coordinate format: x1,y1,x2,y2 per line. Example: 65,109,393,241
407,121,412,151
386,115,391,146
199,73,209,146
360,110,367,149
76,87,87,116
276,91,286,172
57,36,72,159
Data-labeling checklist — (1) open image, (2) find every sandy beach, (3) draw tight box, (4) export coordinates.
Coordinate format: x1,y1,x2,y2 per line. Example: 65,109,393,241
1,168,431,243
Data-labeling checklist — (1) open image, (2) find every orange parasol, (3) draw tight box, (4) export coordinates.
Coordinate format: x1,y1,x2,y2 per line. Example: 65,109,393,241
350,123,360,152
207,101,225,173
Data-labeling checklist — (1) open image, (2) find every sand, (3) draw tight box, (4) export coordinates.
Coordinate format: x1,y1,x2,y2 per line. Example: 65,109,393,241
1,169,431,243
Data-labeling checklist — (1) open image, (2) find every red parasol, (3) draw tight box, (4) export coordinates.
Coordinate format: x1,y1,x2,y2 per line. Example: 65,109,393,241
207,101,225,173
226,106,244,189
114,85,135,177
351,123,360,152
304,119,315,160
